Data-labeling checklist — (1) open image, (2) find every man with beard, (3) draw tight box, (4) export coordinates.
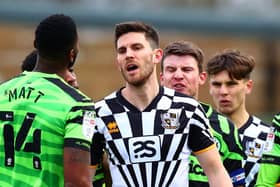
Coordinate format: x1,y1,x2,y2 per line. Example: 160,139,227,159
90,21,233,187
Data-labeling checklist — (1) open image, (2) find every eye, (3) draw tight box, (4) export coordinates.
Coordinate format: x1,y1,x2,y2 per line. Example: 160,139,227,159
131,44,143,51
227,81,238,87
117,47,126,54
166,67,176,73
211,82,221,87
181,67,193,73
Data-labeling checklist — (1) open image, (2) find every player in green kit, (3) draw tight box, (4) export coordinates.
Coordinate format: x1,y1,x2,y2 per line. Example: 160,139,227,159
21,50,110,187
0,14,95,187
256,112,280,187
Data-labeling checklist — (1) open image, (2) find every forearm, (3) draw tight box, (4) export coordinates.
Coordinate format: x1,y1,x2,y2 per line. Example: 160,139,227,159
208,169,233,187
197,147,233,187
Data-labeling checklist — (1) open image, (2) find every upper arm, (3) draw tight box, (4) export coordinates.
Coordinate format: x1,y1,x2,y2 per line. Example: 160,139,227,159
64,147,92,187
195,145,223,175
63,105,95,187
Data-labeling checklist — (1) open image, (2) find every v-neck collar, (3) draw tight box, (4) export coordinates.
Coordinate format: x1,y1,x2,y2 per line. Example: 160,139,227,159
116,86,163,112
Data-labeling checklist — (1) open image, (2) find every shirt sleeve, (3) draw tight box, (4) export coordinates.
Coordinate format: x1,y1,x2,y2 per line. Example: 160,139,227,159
187,106,215,153
64,105,95,151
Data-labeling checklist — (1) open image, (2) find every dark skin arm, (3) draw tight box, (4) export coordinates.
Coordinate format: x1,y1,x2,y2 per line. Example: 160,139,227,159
64,147,93,187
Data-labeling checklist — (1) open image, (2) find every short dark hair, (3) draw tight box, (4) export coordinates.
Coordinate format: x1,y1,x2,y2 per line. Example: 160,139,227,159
206,49,255,80
21,50,37,71
161,41,204,73
114,21,159,49
34,14,78,61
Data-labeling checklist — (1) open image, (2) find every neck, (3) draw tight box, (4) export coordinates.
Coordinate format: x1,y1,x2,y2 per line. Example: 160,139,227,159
224,108,249,129
34,57,66,74
122,74,159,111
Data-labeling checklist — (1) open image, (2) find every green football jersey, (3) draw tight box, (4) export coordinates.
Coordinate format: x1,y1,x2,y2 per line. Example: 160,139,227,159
256,113,280,187
188,103,245,187
0,72,95,187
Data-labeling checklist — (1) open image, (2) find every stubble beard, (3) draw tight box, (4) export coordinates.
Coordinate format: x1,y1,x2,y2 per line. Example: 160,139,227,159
122,65,154,87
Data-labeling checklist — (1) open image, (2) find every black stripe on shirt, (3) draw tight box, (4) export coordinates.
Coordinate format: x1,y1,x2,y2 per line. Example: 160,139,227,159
46,77,92,102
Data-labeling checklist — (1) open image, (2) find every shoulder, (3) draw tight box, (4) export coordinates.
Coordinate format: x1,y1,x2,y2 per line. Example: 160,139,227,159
0,73,25,87
251,115,271,132
95,91,119,116
209,110,236,133
44,76,92,103
161,86,200,108
272,113,280,126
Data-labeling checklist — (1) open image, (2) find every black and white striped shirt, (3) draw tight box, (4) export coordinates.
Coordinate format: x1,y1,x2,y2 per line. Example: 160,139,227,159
91,86,215,187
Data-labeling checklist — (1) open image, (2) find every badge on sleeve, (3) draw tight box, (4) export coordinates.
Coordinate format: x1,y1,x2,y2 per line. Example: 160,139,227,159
264,126,275,152
82,111,95,140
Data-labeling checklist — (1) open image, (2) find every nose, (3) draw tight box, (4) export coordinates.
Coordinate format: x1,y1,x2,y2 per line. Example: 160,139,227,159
125,48,134,59
174,69,184,79
219,84,228,94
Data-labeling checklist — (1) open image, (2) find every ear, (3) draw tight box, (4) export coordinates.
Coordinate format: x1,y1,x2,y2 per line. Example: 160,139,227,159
69,49,75,61
152,48,163,64
199,72,207,86
246,79,253,94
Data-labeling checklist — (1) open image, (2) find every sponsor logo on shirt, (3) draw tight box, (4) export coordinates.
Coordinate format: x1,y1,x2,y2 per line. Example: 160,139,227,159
107,122,119,134
128,136,161,163
189,159,205,176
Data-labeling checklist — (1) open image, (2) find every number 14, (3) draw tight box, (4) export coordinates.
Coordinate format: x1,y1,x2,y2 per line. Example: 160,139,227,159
0,111,42,169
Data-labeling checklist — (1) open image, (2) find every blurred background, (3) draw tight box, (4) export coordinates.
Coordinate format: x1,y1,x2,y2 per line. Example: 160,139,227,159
0,0,279,122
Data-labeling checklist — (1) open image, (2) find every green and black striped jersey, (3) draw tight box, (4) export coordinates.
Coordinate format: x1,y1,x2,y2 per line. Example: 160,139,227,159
256,113,280,187
189,103,246,187
0,71,95,187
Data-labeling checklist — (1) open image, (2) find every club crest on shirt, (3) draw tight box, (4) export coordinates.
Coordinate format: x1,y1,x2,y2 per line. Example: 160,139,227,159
245,140,263,159
160,109,181,129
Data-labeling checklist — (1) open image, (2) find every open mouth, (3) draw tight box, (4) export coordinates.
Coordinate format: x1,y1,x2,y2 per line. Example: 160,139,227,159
173,83,185,89
127,64,138,71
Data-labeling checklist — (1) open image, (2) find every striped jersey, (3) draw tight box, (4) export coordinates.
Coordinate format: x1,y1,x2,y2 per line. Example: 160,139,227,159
238,115,273,187
256,113,280,186
0,71,95,187
189,103,245,187
91,86,215,187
